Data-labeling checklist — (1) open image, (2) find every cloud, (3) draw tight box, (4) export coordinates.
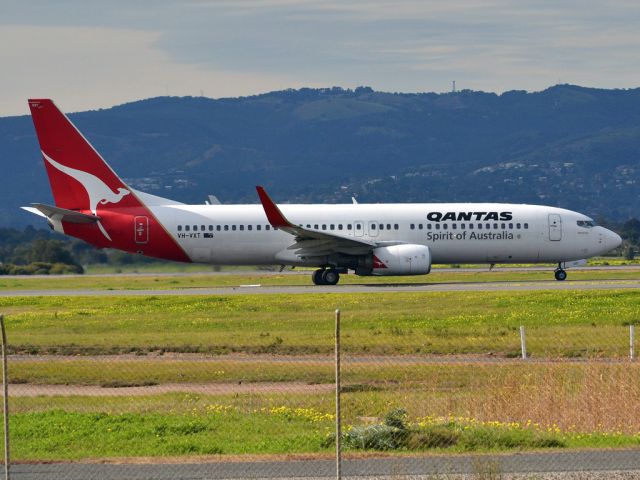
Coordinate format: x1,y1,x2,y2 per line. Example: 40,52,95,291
3,1,640,115
0,25,316,116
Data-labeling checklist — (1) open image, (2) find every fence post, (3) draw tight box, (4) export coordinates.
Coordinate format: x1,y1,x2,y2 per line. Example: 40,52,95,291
520,326,527,360
630,325,635,361
1,315,9,480
335,308,341,480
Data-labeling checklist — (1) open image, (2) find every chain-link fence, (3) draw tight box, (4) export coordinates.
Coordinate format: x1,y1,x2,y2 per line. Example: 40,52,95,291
2,288,640,479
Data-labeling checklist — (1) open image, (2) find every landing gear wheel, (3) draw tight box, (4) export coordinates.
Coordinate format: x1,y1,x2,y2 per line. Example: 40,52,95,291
322,269,340,285
554,269,567,281
312,269,326,285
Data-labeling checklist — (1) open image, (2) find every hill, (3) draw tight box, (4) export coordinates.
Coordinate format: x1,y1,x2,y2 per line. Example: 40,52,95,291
1,84,639,227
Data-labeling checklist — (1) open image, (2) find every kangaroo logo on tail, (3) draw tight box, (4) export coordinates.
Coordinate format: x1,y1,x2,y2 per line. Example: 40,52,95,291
42,151,130,241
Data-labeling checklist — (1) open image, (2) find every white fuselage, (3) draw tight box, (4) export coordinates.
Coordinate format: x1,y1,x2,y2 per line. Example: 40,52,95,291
147,202,620,266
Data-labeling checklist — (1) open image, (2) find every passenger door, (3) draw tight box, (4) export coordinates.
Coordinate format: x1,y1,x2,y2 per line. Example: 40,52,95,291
549,214,562,241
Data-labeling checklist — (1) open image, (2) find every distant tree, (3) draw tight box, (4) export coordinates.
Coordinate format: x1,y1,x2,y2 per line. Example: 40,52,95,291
12,238,78,266
621,218,640,245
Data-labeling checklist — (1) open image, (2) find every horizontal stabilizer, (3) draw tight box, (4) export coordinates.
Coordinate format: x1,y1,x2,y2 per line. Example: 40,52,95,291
22,203,100,224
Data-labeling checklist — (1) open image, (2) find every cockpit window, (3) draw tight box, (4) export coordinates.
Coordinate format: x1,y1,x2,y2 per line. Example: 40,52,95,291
577,220,596,228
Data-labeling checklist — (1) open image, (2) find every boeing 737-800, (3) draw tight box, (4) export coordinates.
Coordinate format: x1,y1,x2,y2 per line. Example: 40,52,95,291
23,99,622,285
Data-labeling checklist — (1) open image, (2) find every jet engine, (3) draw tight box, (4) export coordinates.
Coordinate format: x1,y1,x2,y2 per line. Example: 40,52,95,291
368,244,431,276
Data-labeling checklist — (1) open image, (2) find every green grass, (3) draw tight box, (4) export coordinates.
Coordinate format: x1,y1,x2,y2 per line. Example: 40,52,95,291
0,267,639,291
10,408,329,460
2,290,639,356
6,392,640,461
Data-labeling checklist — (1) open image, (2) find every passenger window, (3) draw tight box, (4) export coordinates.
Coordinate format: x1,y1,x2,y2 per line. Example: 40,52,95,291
185,225,190,232
493,223,498,229
201,225,205,231
410,224,415,230
330,224,335,230
322,224,327,230
209,225,213,231
257,225,261,231
524,223,529,229
216,225,221,231
516,223,521,229
460,223,465,230
443,224,448,230
193,225,197,231
371,224,376,230
501,223,505,229
379,224,384,230
178,225,182,231
314,224,319,229
486,223,491,230
338,224,343,230
509,223,513,229
387,224,392,230
478,224,482,230
239,225,244,231
306,224,311,228
394,224,398,230
232,225,237,231
419,224,424,230
224,225,228,231
356,224,361,230
248,225,252,231
452,223,457,230
266,225,271,230
347,224,352,230
469,223,474,229
435,224,440,230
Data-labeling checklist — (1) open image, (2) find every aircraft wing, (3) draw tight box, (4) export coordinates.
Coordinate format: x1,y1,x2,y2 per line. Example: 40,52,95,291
256,186,376,256
22,203,100,224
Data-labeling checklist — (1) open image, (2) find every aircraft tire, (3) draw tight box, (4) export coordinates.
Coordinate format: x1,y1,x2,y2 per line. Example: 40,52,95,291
554,269,567,281
312,269,326,285
322,269,340,285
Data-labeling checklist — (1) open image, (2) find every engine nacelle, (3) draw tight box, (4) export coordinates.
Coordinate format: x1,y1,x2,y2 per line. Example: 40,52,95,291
370,244,432,276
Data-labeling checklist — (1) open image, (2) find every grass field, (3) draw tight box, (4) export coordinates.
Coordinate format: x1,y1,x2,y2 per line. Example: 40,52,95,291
2,278,640,461
1,267,639,291
1,289,638,357
8,360,640,461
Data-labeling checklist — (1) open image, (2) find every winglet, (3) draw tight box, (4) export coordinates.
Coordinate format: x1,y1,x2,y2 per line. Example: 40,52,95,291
256,186,293,229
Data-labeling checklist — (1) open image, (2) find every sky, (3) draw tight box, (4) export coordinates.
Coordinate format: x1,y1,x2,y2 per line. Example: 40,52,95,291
2,0,640,116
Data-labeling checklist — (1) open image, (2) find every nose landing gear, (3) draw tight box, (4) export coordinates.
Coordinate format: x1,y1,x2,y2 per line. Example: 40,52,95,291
554,263,567,281
312,268,340,285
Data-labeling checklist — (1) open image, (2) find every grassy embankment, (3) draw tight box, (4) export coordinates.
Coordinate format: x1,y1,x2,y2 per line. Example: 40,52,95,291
0,267,639,291
2,290,638,357
2,289,640,459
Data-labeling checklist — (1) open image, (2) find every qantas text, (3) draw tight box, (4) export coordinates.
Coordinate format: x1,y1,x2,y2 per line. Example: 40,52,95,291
426,211,513,222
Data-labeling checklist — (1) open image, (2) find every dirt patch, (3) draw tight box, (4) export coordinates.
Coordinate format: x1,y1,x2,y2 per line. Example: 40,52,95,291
9,381,335,397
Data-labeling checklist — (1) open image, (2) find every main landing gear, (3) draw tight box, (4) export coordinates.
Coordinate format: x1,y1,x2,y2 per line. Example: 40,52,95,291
312,268,340,286
554,263,567,281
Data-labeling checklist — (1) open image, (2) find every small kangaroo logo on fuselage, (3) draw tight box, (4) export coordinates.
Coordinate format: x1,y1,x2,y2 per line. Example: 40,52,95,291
43,151,130,241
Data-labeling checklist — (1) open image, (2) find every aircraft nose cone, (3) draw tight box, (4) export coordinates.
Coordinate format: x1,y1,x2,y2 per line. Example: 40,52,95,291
612,231,622,249
608,230,622,249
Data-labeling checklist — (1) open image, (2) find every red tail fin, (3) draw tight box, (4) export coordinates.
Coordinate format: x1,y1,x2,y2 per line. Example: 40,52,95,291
28,99,129,212
27,99,190,262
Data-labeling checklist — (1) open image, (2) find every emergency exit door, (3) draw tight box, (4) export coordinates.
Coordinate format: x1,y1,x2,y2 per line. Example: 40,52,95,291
134,216,149,244
548,214,562,241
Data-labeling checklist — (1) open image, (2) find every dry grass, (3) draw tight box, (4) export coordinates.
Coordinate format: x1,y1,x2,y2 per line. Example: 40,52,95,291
362,362,640,435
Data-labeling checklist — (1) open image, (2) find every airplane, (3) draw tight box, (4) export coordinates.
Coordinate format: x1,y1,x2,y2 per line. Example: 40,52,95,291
23,99,622,285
